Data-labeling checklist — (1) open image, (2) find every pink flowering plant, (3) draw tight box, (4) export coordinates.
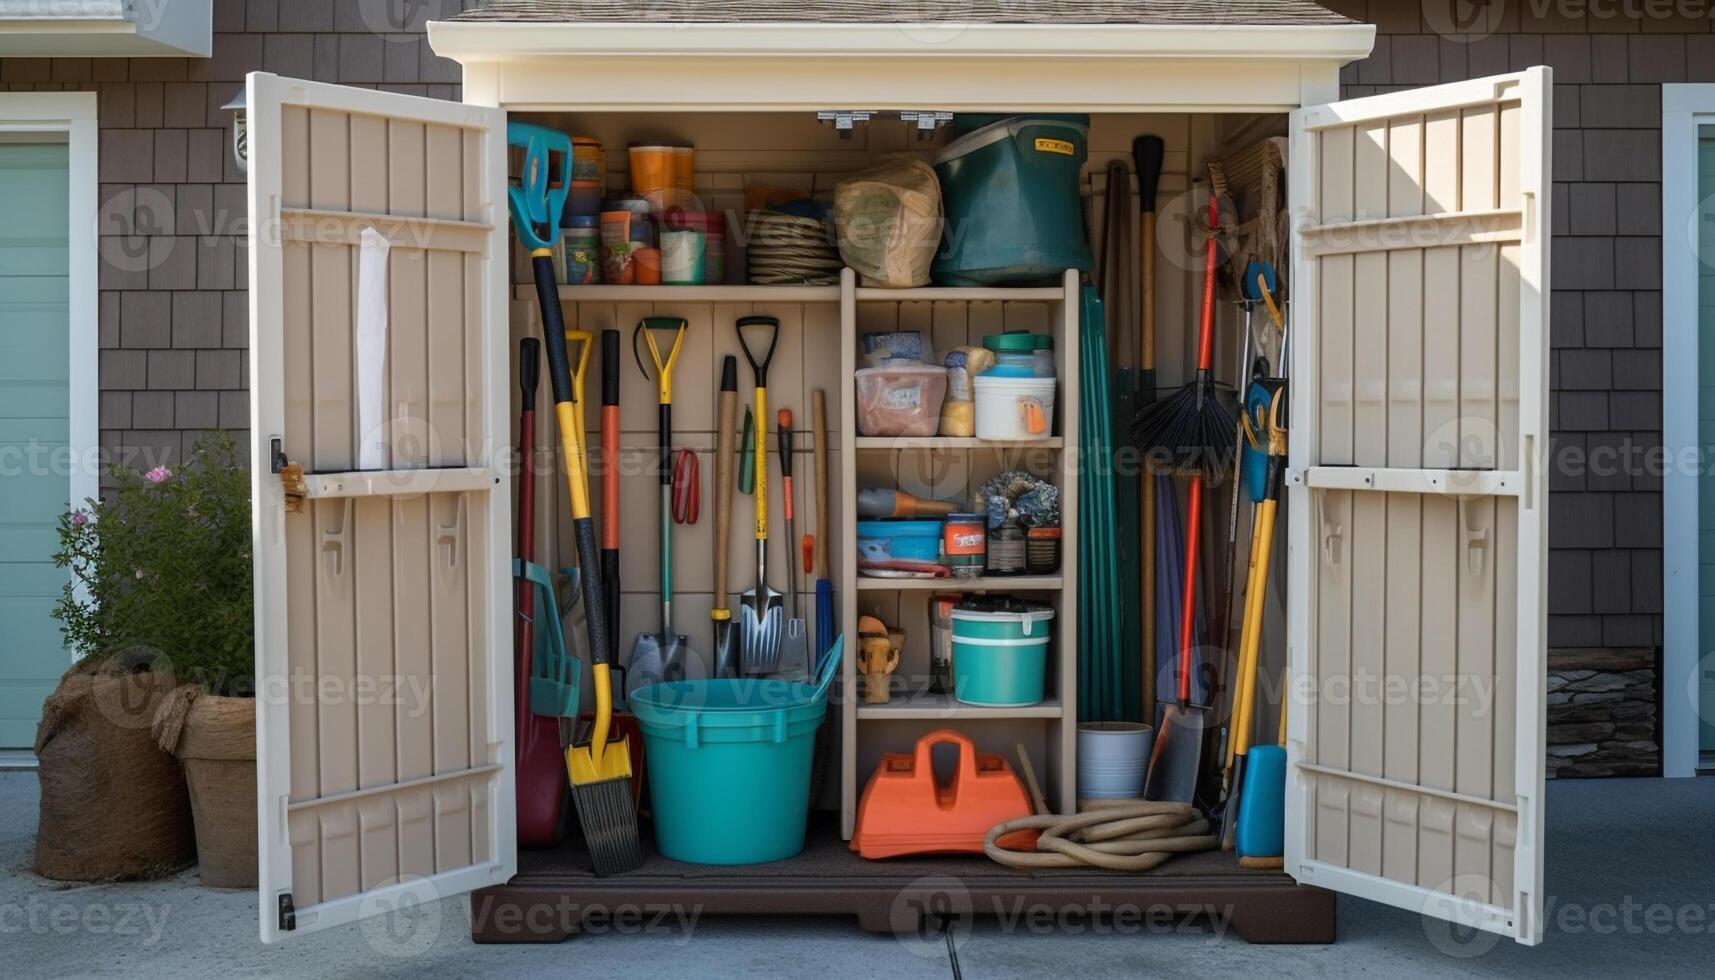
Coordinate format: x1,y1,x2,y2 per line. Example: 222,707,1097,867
53,433,253,695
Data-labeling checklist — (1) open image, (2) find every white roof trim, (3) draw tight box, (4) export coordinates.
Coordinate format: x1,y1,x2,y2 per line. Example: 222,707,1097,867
0,0,210,57
428,20,1377,64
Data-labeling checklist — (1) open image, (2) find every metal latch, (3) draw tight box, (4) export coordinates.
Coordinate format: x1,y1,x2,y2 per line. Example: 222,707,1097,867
278,893,296,932
271,436,308,512
816,110,872,139
899,111,955,139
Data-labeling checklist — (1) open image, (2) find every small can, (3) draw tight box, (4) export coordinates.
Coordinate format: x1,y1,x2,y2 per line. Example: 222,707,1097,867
1026,526,1063,575
557,215,600,285
942,513,986,578
986,523,1027,576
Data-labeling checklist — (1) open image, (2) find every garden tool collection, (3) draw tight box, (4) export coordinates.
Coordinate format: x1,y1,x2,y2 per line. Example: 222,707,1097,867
736,315,785,676
627,316,702,698
1136,187,1234,805
507,121,638,875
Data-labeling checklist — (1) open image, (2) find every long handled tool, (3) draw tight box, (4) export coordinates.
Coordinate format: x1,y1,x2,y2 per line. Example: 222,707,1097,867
1137,188,1235,804
508,121,639,875
600,329,621,677
1132,135,1165,724
1222,386,1287,850
811,389,835,665
627,316,701,697
712,356,741,678
736,315,785,675
777,409,810,680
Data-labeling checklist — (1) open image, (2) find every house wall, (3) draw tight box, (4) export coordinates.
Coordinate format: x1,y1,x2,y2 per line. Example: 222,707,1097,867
0,0,473,481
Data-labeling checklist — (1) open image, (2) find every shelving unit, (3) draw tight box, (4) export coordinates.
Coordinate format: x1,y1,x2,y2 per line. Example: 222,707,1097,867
838,267,1082,839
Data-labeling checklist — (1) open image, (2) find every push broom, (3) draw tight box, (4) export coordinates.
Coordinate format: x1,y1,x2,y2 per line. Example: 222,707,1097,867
1135,187,1235,804
507,122,640,875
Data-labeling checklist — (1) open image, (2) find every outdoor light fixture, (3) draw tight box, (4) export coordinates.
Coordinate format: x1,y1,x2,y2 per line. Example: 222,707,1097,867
222,90,247,174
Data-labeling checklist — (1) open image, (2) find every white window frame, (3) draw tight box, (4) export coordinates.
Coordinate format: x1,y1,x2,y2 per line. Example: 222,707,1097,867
1661,85,1715,778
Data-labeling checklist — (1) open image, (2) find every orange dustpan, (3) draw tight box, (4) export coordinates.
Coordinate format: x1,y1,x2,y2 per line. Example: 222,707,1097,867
851,730,1035,859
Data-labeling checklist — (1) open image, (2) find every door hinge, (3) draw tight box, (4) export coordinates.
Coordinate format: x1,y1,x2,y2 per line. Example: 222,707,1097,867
278,893,296,932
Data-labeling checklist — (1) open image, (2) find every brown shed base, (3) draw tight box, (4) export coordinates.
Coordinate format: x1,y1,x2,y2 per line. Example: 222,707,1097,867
470,817,1335,945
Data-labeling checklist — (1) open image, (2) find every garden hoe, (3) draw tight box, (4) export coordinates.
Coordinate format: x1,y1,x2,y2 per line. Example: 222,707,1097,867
626,316,703,698
736,315,784,675
507,120,638,875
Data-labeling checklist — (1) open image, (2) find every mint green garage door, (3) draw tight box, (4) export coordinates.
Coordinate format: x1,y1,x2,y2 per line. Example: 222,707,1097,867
0,142,73,749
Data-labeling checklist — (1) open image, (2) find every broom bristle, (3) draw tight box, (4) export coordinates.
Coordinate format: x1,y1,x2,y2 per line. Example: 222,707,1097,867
571,776,643,876
1132,371,1237,478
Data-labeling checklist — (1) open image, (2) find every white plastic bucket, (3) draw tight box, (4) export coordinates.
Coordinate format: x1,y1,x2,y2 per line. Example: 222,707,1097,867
1077,722,1153,799
973,375,1056,440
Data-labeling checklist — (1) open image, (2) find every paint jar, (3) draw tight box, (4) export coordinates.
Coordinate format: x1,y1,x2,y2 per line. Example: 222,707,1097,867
983,332,1056,377
634,247,662,285
557,215,601,285
672,146,695,190
942,514,987,579
985,523,1027,576
600,210,654,285
660,229,706,285
1026,526,1062,575
568,135,606,217
663,211,726,283
629,144,677,194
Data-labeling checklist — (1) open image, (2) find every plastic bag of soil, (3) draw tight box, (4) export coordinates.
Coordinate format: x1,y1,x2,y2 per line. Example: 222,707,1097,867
834,155,943,288
33,655,195,881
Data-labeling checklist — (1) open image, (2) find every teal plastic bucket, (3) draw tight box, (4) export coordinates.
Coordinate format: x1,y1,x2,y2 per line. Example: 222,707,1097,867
933,116,1092,286
630,678,828,865
950,606,1054,707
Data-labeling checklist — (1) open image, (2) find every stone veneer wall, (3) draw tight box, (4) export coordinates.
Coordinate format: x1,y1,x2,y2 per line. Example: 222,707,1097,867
1547,648,1659,777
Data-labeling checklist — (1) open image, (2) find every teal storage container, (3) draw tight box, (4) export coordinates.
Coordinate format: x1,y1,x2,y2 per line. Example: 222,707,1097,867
933,116,1093,286
951,605,1054,707
630,677,829,865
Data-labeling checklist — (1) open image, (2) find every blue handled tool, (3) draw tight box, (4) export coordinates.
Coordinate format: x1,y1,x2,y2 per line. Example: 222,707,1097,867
507,122,571,252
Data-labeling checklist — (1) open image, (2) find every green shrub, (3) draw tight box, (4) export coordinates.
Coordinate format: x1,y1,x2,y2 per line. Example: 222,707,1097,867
54,433,253,696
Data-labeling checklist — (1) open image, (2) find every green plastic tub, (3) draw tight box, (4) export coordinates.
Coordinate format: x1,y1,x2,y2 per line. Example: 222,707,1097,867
933,115,1092,286
951,605,1055,707
629,677,829,865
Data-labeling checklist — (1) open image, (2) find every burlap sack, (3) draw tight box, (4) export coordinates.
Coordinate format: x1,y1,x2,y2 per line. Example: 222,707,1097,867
33,658,195,880
154,686,257,888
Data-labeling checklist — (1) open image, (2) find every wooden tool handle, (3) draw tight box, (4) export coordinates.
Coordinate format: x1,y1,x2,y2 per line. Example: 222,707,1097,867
714,357,738,611
812,390,829,580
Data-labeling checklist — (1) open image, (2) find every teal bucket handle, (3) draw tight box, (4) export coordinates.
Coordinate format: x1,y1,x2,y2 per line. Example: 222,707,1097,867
809,636,844,703
506,122,572,252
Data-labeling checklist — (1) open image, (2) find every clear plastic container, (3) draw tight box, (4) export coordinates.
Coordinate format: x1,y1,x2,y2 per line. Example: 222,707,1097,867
855,364,948,437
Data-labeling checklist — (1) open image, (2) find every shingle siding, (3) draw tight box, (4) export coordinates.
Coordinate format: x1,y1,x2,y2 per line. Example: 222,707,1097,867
0,0,473,477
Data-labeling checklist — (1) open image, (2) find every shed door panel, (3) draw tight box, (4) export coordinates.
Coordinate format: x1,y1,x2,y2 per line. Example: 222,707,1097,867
1286,69,1550,946
248,73,513,944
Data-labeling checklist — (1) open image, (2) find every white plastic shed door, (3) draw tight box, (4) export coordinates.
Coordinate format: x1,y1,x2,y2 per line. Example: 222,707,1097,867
1285,68,1551,946
246,73,514,943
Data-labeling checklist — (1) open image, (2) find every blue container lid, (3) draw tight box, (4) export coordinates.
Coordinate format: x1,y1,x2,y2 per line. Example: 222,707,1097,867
563,214,598,228
856,519,943,538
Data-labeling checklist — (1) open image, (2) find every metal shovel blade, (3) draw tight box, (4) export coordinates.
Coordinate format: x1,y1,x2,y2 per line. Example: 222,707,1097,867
738,590,784,676
779,617,811,682
712,617,740,679
1142,704,1205,804
625,631,701,699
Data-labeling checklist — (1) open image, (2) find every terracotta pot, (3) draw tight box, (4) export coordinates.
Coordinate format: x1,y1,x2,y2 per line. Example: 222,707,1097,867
34,658,196,880
155,688,256,888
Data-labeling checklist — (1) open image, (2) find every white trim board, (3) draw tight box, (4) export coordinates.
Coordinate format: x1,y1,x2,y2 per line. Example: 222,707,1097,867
0,92,98,678
1661,85,1715,779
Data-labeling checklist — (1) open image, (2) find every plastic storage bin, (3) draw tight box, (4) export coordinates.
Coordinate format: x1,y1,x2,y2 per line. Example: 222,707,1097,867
630,677,831,865
932,116,1093,285
950,604,1053,707
855,364,948,437
857,519,944,563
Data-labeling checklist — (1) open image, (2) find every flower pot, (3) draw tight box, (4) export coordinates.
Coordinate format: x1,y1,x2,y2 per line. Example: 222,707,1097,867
155,687,256,888
1077,722,1153,800
33,657,196,881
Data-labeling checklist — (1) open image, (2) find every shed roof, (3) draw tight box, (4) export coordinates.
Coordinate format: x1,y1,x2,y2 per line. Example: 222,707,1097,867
448,0,1357,26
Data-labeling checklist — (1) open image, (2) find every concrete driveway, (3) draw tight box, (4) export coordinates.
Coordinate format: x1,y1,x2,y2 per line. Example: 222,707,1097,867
4,771,1711,978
